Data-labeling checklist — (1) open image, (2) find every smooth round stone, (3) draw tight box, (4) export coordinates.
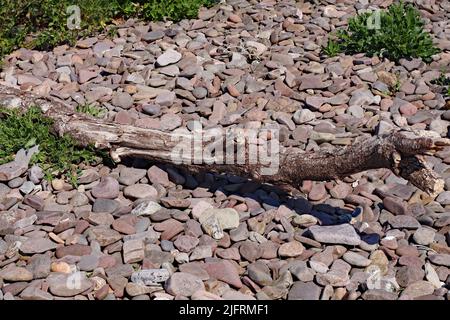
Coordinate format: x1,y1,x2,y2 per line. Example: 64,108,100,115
123,184,158,199
165,272,204,297
343,251,371,267
413,227,436,246
8,177,24,188
174,235,199,253
91,177,120,199
161,240,175,252
239,241,262,262
192,87,207,99
278,241,304,258
112,92,133,109
142,103,162,116
119,167,147,186
156,49,182,67
93,198,119,213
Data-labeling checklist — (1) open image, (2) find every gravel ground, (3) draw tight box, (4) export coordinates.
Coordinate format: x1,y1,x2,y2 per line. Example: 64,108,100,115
0,0,450,300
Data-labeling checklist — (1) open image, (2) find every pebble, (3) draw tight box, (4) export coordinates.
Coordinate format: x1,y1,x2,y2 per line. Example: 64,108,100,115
288,282,322,300
156,50,182,67
20,238,58,254
131,269,170,285
308,224,361,245
47,272,93,297
413,227,436,246
343,251,372,267
278,241,304,258
91,177,119,199
165,272,205,297
0,267,33,282
124,184,158,199
131,200,162,216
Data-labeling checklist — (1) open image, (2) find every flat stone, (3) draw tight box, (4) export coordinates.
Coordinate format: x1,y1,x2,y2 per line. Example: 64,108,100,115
91,177,119,199
88,212,114,226
0,267,33,282
401,280,435,299
147,166,170,187
293,109,316,124
288,282,322,300
396,265,425,287
308,224,361,245
143,30,165,41
330,183,352,199
383,197,409,215
362,289,398,300
28,253,51,278
79,69,98,83
289,261,314,282
123,239,145,263
20,286,54,300
413,227,436,246
343,251,372,267
278,241,304,258
112,92,133,109
47,272,93,297
124,184,158,199
428,254,450,267
156,49,182,67
160,114,182,131
190,245,212,260
389,215,420,229
89,227,122,246
20,238,58,254
200,208,240,230
132,200,162,216
56,244,92,258
247,262,272,286
174,235,199,253
424,263,442,288
112,216,137,235
156,219,184,240
436,191,450,205
155,91,176,107
239,241,262,262
203,260,243,288
0,147,39,182
131,269,170,285
93,199,119,214
78,169,100,184
165,272,204,297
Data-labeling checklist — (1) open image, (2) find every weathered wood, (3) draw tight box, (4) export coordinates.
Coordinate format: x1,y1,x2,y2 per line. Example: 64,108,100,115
0,84,447,197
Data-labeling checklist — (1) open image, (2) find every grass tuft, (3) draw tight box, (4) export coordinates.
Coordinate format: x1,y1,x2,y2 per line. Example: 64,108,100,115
0,106,107,185
323,2,440,63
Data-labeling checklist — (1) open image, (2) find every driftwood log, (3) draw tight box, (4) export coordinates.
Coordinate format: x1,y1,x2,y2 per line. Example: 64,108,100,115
0,84,447,197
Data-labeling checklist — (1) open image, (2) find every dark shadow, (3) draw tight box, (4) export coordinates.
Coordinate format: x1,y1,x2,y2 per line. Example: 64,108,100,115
119,156,378,245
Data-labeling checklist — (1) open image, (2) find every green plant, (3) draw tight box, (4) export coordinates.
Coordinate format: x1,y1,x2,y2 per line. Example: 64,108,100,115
141,0,215,22
0,0,217,61
393,77,401,93
323,2,440,63
323,38,341,57
0,106,105,185
432,72,450,86
431,72,450,97
76,103,107,118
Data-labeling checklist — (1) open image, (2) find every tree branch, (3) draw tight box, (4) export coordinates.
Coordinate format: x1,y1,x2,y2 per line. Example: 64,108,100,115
0,84,447,197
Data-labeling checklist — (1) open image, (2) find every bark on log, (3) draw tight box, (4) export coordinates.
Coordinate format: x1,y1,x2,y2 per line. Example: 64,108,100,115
0,84,447,197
